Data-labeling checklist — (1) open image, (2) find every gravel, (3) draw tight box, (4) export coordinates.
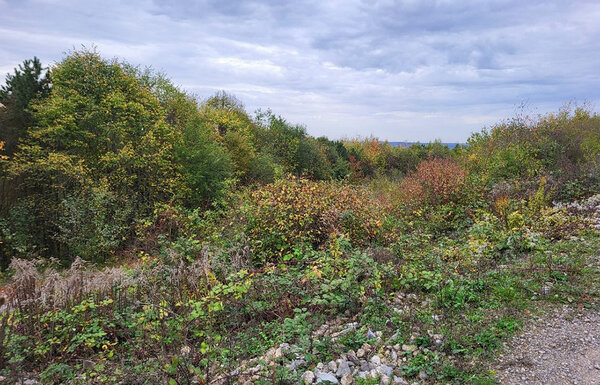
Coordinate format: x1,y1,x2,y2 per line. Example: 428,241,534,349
494,305,600,385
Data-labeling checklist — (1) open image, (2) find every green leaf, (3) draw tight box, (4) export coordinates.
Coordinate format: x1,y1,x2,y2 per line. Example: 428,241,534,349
200,342,209,354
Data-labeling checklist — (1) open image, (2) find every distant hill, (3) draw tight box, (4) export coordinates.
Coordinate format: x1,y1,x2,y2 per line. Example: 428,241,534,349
388,141,464,149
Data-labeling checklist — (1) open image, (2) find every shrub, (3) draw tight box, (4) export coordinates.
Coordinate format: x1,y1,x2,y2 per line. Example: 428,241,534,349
56,188,133,263
238,177,385,262
398,157,467,208
0,200,39,266
295,137,329,179
465,117,540,184
246,153,279,185
465,105,600,194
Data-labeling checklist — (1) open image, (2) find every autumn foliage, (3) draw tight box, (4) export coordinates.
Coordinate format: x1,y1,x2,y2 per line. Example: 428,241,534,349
398,157,467,207
239,177,385,262
3,49,600,385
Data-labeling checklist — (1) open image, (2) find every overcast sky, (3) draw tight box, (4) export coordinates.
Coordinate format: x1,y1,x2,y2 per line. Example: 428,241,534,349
1,0,599,141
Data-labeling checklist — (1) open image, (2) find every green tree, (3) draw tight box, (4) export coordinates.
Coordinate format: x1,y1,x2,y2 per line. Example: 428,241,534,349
296,137,329,179
129,68,235,205
0,57,50,156
176,115,233,207
5,49,182,261
254,110,305,172
202,91,254,137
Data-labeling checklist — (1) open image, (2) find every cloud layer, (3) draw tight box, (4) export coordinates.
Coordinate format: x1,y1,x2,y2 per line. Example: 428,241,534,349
1,0,599,141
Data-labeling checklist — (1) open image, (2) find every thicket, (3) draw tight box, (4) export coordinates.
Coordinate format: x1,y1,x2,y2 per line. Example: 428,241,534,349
0,50,462,268
1,49,600,384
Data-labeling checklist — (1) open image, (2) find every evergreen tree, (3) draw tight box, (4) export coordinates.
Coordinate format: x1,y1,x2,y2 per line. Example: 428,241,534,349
0,57,50,156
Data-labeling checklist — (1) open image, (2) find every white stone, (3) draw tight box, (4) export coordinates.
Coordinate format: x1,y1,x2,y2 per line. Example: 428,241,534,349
288,359,307,371
316,372,339,384
370,355,382,365
340,372,354,385
370,369,378,379
336,360,352,377
328,361,338,373
302,370,315,384
377,365,393,377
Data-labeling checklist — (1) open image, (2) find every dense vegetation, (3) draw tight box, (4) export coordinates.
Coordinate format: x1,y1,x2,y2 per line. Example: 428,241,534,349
1,49,599,384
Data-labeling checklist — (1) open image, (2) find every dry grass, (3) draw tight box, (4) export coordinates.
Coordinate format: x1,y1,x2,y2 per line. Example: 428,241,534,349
4,258,133,312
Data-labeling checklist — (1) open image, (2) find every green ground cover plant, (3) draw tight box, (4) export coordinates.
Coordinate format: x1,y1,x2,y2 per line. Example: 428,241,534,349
1,49,599,384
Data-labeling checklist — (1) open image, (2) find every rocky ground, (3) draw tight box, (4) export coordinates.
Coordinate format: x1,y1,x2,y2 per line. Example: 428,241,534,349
220,293,439,385
222,301,600,385
5,306,600,385
493,305,600,385
220,320,430,384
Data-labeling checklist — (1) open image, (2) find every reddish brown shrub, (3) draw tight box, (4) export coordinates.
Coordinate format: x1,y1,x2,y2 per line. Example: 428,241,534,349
399,157,467,207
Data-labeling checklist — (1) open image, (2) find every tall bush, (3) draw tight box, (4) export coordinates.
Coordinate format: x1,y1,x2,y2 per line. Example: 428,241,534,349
399,157,468,208
238,177,385,262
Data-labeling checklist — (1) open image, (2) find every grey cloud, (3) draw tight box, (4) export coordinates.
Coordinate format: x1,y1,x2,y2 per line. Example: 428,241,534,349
1,0,599,141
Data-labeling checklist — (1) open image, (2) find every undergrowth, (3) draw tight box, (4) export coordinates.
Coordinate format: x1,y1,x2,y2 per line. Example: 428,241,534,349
1,188,599,384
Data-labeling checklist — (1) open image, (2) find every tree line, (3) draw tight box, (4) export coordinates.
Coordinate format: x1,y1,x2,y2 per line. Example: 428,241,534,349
0,49,453,268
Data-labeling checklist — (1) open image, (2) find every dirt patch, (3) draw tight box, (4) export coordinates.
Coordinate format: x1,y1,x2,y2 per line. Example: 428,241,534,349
493,305,600,385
